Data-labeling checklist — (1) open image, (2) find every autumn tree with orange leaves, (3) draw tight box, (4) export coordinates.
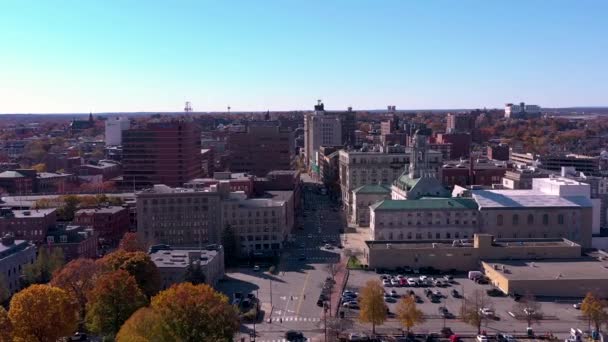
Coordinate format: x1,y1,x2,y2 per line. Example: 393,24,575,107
116,283,239,341
51,258,99,326
86,270,147,339
118,232,145,252
115,307,171,341
97,250,161,297
9,284,78,342
0,307,13,342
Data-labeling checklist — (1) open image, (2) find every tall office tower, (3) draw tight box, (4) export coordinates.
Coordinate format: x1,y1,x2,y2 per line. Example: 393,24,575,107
226,121,294,176
122,120,202,188
304,101,343,175
104,116,130,146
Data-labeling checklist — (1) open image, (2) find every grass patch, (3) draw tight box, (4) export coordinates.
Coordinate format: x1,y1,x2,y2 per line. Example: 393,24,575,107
347,256,363,269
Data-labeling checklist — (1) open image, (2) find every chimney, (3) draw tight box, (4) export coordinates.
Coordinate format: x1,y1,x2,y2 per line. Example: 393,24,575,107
1,234,15,246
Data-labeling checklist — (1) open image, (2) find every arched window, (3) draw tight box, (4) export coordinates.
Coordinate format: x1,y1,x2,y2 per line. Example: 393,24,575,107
527,214,534,225
558,214,564,225
542,214,549,225
497,214,503,226
512,214,519,226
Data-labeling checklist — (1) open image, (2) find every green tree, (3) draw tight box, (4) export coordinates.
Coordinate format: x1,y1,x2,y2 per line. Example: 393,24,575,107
57,195,80,221
23,247,65,286
9,284,78,342
221,225,238,267
150,282,239,341
184,262,206,285
98,250,161,297
86,270,147,339
358,280,387,334
581,292,607,334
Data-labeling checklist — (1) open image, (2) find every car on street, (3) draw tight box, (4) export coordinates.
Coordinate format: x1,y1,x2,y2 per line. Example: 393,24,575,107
443,275,454,282
285,330,305,342
523,307,535,315
348,332,369,341
497,334,517,342
573,303,582,309
253,265,260,272
433,290,442,297
384,295,396,303
476,335,488,342
324,243,333,249
479,307,494,317
430,296,441,303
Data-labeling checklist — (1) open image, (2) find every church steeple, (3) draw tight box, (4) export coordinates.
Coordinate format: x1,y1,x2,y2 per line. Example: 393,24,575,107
88,112,94,123
408,128,431,179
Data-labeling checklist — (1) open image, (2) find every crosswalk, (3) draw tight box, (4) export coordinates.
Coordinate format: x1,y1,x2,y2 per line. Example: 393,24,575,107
270,316,321,322
287,255,339,261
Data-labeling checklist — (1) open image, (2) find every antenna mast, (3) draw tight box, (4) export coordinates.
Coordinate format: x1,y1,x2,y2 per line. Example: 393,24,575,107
184,101,193,113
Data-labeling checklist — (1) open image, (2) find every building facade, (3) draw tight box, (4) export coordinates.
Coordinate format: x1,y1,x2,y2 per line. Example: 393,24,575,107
0,208,57,244
150,245,224,289
104,116,130,146
0,236,35,296
304,103,343,176
226,121,294,177
74,206,130,246
122,121,202,188
136,184,222,248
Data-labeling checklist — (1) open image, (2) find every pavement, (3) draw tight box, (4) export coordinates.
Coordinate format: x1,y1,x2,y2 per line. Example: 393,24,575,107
220,175,346,342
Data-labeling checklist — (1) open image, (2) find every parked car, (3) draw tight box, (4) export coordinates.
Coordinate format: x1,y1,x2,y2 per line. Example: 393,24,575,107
573,303,582,309
285,330,305,341
476,335,488,342
348,332,370,341
451,289,459,298
407,278,418,286
443,275,454,282
391,278,400,287
497,333,517,342
479,307,494,317
390,290,400,298
382,279,391,287
253,265,260,272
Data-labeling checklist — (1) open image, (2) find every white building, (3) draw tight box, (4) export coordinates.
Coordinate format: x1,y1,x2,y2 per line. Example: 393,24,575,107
220,191,293,257
150,244,224,289
105,116,130,146
304,104,342,174
505,102,541,119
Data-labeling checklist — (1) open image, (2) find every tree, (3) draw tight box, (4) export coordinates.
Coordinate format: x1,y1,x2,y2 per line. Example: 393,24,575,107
57,195,80,221
118,232,145,252
358,279,387,334
22,247,65,286
221,224,238,267
581,292,607,334
150,282,240,341
0,307,13,342
0,275,9,305
98,250,161,297
31,163,47,172
512,292,543,329
9,284,78,342
51,258,100,325
116,307,171,342
86,270,147,339
396,296,425,333
184,262,206,285
324,262,344,282
460,289,493,334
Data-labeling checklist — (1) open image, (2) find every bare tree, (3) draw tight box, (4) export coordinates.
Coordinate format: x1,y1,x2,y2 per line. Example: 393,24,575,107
322,316,354,342
460,289,493,334
513,292,543,329
324,262,344,282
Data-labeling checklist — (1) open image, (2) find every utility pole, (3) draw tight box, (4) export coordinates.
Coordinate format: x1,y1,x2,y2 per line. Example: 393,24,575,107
269,278,273,307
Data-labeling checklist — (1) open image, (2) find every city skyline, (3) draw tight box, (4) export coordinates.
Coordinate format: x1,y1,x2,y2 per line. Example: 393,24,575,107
1,0,607,113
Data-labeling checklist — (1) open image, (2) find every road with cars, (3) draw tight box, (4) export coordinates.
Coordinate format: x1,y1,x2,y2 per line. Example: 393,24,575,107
223,176,346,342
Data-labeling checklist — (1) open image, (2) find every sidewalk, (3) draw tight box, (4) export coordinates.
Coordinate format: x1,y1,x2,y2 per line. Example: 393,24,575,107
329,255,349,317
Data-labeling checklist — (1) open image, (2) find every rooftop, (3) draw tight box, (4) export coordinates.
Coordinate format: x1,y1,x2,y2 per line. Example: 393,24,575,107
3,209,57,218
0,239,32,259
367,237,577,250
0,171,25,179
353,184,391,194
76,206,125,215
150,246,221,268
482,259,608,281
370,198,478,211
471,189,593,209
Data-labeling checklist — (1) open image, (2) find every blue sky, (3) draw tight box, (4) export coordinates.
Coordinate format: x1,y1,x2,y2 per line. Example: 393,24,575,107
0,1,606,113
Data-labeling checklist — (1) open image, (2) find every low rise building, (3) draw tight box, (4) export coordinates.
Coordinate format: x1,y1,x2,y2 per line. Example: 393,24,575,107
0,208,57,243
46,225,98,261
184,172,255,197
74,206,130,246
352,184,391,227
150,244,224,289
365,233,581,271
0,235,36,296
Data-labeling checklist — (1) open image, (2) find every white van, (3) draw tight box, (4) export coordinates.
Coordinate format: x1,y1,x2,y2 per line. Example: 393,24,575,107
468,271,483,280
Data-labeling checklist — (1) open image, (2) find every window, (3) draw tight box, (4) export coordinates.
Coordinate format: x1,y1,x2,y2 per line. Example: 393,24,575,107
527,214,534,224
558,214,564,225
542,214,549,225
512,214,519,226
497,214,503,226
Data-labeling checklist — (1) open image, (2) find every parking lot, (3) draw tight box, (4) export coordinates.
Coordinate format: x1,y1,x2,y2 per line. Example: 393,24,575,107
342,269,589,338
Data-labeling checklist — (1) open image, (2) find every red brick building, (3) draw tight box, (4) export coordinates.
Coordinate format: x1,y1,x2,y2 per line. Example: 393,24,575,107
226,121,293,177
0,208,57,243
122,121,202,188
442,158,508,187
74,206,130,245
0,171,33,195
47,225,98,261
435,133,471,159
487,143,510,161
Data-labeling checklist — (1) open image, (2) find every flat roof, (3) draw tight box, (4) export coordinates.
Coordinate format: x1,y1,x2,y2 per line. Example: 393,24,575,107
76,206,125,215
371,198,478,211
471,189,592,209
367,237,577,250
150,248,219,268
483,259,608,281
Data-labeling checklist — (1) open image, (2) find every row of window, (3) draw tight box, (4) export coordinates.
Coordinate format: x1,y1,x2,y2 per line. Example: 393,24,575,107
239,235,279,242
496,213,570,226
379,231,470,240
378,220,477,227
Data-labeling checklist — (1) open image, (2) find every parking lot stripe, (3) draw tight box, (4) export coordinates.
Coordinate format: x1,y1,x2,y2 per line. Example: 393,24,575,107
295,270,311,315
